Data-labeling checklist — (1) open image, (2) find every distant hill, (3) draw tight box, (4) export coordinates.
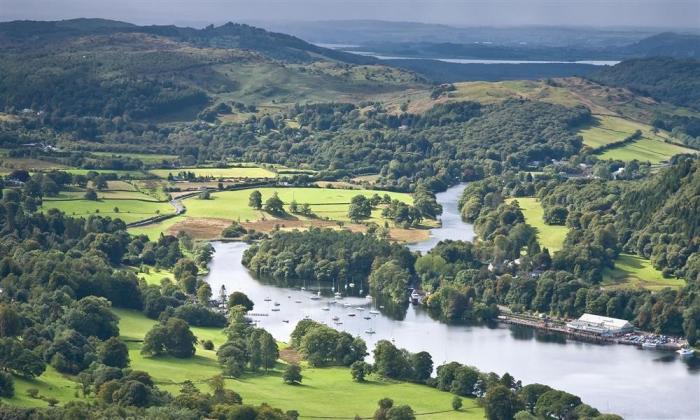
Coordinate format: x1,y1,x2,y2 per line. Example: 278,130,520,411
622,33,700,59
0,18,376,64
592,58,700,111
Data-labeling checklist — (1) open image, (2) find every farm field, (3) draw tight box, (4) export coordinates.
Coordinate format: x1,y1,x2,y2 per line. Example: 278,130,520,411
63,168,150,178
113,309,482,419
91,151,178,164
578,115,653,149
41,197,173,224
509,197,568,252
184,187,411,221
449,80,581,107
598,137,697,163
149,166,276,179
602,253,686,291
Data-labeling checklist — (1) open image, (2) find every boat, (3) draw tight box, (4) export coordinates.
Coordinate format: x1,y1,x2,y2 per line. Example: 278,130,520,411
282,320,290,323
310,295,321,301
355,307,364,311
263,297,272,302
343,303,352,307
271,308,280,312
677,348,695,358
334,321,343,325
369,310,380,315
332,316,340,321
295,300,302,303
301,287,306,291
365,328,376,334
642,342,657,349
334,292,343,300
365,295,373,301
348,313,356,317
363,316,371,320
274,302,280,306
321,306,330,311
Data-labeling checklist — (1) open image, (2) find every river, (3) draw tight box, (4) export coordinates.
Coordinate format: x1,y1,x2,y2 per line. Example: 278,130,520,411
204,184,699,419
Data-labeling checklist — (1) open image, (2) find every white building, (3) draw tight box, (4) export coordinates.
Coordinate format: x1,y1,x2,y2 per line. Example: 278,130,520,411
566,313,634,336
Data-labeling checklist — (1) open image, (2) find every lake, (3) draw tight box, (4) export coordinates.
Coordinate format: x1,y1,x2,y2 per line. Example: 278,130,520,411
204,184,699,419
342,51,620,66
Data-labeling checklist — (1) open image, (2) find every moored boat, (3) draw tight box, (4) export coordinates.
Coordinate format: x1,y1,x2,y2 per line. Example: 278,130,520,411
677,348,695,358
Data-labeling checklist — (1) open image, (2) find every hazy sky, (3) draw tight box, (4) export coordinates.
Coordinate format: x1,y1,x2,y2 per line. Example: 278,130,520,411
0,0,698,28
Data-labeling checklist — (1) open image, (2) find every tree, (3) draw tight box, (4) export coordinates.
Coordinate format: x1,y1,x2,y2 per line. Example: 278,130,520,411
0,305,21,337
84,189,98,200
64,296,119,340
484,385,524,420
348,195,372,222
410,351,433,383
283,363,302,384
387,405,415,420
534,390,582,420
517,383,552,413
99,337,130,368
197,283,212,305
289,200,299,213
264,192,285,215
259,331,279,371
452,396,463,411
0,371,14,398
249,190,263,210
142,317,197,358
374,398,394,420
228,291,254,312
350,361,373,382
0,338,46,378
369,260,411,304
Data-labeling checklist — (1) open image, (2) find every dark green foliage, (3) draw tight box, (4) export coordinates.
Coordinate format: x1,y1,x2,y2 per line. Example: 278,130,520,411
141,317,197,358
249,190,263,209
228,291,255,312
263,192,285,215
534,390,582,420
372,340,432,383
243,229,414,297
484,385,525,420
290,320,366,367
63,296,119,340
171,304,227,328
218,312,278,376
0,371,14,398
350,361,373,382
0,338,46,378
222,221,248,238
98,337,130,368
283,364,302,384
0,304,21,337
348,194,372,221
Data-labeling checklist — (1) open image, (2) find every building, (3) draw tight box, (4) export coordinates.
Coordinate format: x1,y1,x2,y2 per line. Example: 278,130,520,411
566,313,634,336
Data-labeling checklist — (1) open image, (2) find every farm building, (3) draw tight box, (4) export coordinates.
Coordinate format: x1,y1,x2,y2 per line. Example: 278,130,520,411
566,313,634,336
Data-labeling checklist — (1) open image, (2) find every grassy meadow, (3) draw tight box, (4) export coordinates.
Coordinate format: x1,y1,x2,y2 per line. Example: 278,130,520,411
149,167,276,179
41,196,173,224
602,253,686,291
598,137,696,163
91,151,178,164
510,197,568,252
113,309,482,419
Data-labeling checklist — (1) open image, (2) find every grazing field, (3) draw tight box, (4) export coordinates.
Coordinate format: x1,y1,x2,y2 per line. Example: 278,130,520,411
91,151,178,164
448,80,581,107
63,168,150,178
576,115,697,162
598,137,697,163
1,366,81,408
134,267,175,286
149,166,276,179
0,157,67,171
183,187,412,222
112,309,481,419
510,197,568,252
602,254,686,291
41,197,173,224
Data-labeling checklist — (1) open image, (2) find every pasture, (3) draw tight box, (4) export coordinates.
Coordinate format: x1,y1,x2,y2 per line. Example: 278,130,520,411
149,166,276,179
112,309,481,419
91,151,178,164
579,115,652,149
510,197,568,252
41,197,173,224
602,254,686,291
598,137,697,163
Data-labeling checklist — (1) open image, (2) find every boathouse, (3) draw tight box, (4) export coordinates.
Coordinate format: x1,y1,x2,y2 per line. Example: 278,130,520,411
566,313,634,336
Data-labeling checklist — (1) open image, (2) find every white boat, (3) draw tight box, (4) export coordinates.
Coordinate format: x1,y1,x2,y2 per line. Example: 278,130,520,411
369,310,379,315
365,328,376,334
642,342,657,349
334,292,343,299
365,295,373,301
355,307,364,311
321,306,330,311
677,348,695,358
301,287,306,291
310,295,321,300
343,303,352,307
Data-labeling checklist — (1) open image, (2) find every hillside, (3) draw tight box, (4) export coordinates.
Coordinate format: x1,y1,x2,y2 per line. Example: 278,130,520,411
0,19,424,121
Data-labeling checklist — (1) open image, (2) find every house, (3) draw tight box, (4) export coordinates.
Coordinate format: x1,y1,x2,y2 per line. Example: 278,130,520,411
566,313,634,336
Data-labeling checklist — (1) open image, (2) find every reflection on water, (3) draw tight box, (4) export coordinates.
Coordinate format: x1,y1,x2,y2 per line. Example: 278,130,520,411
204,182,700,420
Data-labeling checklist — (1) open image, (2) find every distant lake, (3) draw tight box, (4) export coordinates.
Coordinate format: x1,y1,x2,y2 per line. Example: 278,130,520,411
345,51,620,66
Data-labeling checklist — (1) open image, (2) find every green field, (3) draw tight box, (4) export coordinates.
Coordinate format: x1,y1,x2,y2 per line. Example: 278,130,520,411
577,115,697,163
510,197,568,252
41,197,173,224
602,253,686,291
449,80,581,107
599,137,697,163
150,167,277,179
62,168,150,178
113,309,481,419
183,187,413,223
91,152,178,164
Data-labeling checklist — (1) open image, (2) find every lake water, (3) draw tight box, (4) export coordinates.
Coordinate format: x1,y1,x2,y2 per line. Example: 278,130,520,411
204,184,699,419
343,51,619,66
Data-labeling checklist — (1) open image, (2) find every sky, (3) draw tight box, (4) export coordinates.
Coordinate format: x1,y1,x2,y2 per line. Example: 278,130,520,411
0,0,698,28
